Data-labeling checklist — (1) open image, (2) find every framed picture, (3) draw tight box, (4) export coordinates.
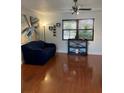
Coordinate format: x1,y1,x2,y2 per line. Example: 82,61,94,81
28,16,39,29
30,16,39,26
49,26,53,31
21,14,30,32
56,23,61,27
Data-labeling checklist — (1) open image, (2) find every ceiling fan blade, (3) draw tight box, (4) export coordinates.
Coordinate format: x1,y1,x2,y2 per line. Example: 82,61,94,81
71,0,91,14
79,8,92,10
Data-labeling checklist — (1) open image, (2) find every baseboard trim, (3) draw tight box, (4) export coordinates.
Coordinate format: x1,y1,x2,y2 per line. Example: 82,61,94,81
56,51,102,56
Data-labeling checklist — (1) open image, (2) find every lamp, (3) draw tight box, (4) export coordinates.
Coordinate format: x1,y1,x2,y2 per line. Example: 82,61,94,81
43,24,46,41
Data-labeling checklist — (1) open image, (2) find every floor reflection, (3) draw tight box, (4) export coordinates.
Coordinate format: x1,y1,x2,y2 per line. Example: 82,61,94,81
57,55,94,90
22,54,101,93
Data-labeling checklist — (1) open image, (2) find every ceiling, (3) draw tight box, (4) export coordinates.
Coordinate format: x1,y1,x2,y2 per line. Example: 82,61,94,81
22,0,102,13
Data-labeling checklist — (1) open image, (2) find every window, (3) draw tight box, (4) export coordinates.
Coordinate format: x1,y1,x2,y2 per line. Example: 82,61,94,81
63,20,77,39
62,19,94,40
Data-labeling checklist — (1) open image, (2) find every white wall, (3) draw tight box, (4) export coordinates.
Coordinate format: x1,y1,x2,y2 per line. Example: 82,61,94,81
21,7,102,55
38,11,102,55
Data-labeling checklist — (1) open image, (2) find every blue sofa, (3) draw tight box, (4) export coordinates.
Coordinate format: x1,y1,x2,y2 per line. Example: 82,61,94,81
21,40,56,65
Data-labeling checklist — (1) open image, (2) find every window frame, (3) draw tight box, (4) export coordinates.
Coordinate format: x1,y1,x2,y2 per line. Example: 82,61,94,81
62,18,95,41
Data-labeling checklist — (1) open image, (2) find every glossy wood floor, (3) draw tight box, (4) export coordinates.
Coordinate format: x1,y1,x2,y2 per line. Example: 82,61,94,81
22,53,102,93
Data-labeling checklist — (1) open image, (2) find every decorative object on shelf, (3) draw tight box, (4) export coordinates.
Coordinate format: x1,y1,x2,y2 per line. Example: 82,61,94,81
68,39,88,55
48,22,61,36
75,49,79,54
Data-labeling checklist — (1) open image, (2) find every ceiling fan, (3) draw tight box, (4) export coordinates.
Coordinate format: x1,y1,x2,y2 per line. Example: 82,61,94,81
71,0,91,14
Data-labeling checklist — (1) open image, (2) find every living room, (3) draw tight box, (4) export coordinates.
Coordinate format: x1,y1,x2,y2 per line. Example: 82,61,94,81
21,0,102,93
1,0,124,93
21,0,102,55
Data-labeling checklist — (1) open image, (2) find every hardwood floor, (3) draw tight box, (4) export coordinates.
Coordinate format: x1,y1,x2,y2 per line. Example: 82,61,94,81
22,53,102,93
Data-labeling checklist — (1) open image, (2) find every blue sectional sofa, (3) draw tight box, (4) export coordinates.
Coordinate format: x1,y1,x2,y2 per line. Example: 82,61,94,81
21,40,56,65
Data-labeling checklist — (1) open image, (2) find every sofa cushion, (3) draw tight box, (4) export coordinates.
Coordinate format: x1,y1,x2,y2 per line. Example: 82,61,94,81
25,41,45,48
21,40,56,65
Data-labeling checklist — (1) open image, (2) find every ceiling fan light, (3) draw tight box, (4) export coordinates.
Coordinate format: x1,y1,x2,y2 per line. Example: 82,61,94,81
76,11,79,15
78,5,80,9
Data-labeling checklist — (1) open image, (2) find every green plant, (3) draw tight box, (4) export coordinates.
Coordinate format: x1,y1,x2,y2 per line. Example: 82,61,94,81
79,24,92,39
